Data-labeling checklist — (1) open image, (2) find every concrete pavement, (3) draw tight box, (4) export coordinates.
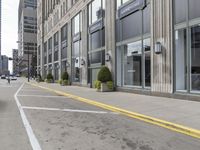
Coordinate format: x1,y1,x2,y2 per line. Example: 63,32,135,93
1,78,200,150
0,79,32,150
30,81,200,133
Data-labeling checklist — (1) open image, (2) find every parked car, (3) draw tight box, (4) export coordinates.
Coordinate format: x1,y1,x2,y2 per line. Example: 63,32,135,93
1,75,6,79
11,76,17,80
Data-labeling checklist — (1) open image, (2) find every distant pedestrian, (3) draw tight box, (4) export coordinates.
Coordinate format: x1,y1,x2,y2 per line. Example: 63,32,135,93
7,76,10,84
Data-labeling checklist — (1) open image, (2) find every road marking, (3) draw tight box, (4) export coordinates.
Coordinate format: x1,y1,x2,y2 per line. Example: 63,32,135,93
17,95,66,98
14,83,42,150
20,89,43,92
28,82,200,139
22,106,118,114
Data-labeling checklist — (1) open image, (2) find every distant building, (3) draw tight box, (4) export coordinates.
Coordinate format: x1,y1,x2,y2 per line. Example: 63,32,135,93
18,0,37,76
12,49,19,75
1,55,9,75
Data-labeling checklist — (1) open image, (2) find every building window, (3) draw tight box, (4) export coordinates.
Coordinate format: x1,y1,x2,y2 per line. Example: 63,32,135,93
44,42,47,64
61,24,68,59
174,0,200,93
116,1,151,88
72,13,82,82
48,38,52,63
54,32,59,61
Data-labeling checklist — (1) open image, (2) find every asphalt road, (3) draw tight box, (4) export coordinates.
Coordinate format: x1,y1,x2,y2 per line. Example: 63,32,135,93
0,78,200,150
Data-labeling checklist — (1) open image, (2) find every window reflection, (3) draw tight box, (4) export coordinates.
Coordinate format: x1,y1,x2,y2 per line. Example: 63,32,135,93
124,41,142,86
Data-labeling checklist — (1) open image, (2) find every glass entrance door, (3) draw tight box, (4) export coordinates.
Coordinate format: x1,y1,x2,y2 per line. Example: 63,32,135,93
123,41,142,86
191,25,200,91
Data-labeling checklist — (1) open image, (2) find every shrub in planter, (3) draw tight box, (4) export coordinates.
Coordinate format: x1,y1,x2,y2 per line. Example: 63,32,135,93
36,74,43,82
106,81,114,90
94,80,101,90
60,72,69,86
46,73,54,83
96,66,113,92
62,80,69,86
97,66,112,83
62,72,69,80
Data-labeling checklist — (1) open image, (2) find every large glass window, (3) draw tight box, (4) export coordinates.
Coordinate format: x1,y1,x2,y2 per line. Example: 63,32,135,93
124,41,142,86
44,42,47,64
191,26,200,91
48,38,52,63
61,24,68,59
54,32,59,61
117,2,151,89
144,38,151,87
88,0,105,67
175,29,187,91
174,0,200,93
88,0,105,25
72,13,81,82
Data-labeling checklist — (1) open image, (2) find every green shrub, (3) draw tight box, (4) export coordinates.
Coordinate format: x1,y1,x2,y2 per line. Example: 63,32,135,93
63,80,69,85
61,72,69,80
106,81,114,90
45,79,52,83
46,73,53,80
97,66,112,83
94,80,101,90
58,80,62,84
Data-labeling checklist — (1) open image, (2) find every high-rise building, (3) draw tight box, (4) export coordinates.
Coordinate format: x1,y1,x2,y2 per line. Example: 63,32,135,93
12,49,19,75
1,55,9,75
18,0,37,76
37,0,200,100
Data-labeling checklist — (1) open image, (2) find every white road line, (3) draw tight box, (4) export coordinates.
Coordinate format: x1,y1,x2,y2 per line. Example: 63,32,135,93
20,89,45,92
17,95,66,98
21,106,118,114
14,83,42,150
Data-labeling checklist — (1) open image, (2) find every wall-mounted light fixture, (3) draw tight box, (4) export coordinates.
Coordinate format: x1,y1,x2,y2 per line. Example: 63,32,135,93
105,53,111,62
154,42,162,55
66,61,70,67
81,58,85,66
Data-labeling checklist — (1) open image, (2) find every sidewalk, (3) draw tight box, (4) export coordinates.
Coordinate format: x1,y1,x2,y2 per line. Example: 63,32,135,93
31,81,200,131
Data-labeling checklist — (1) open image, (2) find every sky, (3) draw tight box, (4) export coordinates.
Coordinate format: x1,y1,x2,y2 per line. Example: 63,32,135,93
2,0,19,72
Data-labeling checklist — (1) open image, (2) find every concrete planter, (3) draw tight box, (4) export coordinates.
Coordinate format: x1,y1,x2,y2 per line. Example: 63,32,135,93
100,83,113,92
60,80,69,86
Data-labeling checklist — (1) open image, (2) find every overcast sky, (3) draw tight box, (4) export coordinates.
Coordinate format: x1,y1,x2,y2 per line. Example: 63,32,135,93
2,0,19,72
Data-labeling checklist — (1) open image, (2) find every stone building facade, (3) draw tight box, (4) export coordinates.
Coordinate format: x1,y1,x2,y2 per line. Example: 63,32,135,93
37,0,200,100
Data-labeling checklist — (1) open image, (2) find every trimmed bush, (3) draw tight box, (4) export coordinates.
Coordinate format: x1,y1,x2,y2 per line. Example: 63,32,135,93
97,66,112,83
94,80,101,90
106,81,114,90
47,73,53,80
62,80,69,85
61,72,69,81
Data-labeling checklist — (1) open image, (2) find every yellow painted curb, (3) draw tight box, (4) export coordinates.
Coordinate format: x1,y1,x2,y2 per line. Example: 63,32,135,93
28,82,200,139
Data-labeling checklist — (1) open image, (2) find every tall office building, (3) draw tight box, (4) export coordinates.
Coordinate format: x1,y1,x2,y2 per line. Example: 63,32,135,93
37,0,200,100
12,49,19,75
18,0,37,76
1,55,9,75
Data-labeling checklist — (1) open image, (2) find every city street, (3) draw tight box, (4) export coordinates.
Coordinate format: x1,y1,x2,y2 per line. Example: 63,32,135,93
0,78,200,150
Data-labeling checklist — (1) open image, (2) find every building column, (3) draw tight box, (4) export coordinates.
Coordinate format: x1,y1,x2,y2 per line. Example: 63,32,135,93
81,7,88,86
105,0,116,84
151,0,173,93
58,30,62,80
52,36,54,77
67,20,72,83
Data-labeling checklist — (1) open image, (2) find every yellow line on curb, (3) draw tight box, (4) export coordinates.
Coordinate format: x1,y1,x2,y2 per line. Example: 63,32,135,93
28,82,200,139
